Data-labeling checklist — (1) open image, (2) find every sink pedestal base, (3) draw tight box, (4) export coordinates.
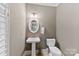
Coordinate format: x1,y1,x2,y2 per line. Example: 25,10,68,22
32,43,36,56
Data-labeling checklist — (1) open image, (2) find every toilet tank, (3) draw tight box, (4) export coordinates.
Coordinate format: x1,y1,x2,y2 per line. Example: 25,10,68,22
46,39,55,47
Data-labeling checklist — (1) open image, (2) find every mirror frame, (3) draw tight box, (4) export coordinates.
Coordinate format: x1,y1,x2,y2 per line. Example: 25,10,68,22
29,19,39,33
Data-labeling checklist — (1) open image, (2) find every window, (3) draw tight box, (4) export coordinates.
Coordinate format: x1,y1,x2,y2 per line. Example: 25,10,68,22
0,3,9,56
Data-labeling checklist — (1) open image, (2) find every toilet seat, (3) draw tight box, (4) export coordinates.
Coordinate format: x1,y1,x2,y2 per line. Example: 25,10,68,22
49,47,62,56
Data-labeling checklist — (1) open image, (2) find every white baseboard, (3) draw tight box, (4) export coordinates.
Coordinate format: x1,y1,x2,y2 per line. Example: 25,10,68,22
23,48,48,56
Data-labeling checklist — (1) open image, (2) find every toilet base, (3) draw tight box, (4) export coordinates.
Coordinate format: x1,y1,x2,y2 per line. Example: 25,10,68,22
48,52,63,56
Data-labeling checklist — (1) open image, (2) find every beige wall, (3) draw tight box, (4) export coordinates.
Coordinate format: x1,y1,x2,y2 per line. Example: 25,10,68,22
26,4,56,38
56,4,79,55
9,3,26,56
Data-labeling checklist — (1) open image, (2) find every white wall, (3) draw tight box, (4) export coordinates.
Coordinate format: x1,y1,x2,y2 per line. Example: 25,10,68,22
9,3,26,56
56,4,79,55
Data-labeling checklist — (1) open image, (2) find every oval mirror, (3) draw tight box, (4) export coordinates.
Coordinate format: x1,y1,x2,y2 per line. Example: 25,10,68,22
29,19,39,33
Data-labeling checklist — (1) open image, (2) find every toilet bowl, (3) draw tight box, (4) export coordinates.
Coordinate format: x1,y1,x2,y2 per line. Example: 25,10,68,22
47,39,62,56
49,47,62,56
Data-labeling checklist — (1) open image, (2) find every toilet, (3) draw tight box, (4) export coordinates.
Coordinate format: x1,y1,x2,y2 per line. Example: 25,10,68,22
46,39,63,56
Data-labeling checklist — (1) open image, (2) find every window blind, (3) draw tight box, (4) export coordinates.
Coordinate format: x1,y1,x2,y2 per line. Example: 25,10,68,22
0,3,9,56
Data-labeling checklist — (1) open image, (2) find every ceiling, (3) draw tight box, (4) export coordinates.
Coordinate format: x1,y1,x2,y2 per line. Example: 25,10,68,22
32,3,60,7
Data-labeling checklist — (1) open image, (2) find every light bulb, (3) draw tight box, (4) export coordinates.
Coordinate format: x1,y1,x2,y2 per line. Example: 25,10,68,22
30,13,38,19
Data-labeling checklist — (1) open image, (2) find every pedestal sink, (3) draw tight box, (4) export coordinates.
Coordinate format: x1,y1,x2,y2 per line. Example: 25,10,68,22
26,37,40,56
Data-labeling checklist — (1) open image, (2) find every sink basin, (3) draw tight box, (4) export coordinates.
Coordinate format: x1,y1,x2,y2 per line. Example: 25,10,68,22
26,37,40,43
